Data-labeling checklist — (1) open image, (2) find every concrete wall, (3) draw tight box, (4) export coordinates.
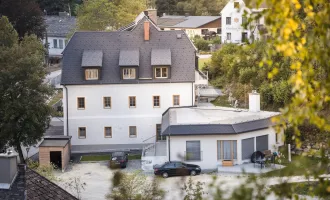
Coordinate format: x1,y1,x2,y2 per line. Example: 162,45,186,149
65,83,194,146
0,155,17,187
168,127,284,170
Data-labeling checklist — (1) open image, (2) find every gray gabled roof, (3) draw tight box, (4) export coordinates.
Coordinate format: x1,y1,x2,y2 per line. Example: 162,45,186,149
81,50,103,67
119,50,139,66
61,16,196,85
158,16,221,28
45,16,76,37
151,49,171,65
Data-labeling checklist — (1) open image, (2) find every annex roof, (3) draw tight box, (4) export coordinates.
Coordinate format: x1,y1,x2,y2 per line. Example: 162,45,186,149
151,49,171,65
81,50,103,67
39,139,69,147
161,107,279,136
45,15,76,37
61,15,196,85
119,50,140,66
158,16,221,28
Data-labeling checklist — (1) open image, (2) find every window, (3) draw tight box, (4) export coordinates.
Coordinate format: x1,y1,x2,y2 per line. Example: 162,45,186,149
77,97,85,109
156,124,165,141
129,96,136,108
85,69,99,80
153,96,160,107
123,68,136,79
53,39,58,48
155,67,168,78
164,163,175,168
173,95,180,106
103,97,111,109
242,16,247,25
104,127,112,138
234,2,240,8
226,17,231,25
227,33,231,40
186,141,201,161
201,29,209,35
217,140,237,160
59,39,64,49
242,32,248,42
129,126,137,138
217,28,221,34
78,127,86,139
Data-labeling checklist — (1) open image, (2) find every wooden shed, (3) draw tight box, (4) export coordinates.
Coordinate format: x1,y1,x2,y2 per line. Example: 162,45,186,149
39,136,71,172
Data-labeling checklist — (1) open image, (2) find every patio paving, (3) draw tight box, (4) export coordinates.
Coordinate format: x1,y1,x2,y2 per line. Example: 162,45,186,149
217,163,285,174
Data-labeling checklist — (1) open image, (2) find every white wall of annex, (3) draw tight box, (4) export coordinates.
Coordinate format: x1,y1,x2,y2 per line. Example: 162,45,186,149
43,36,67,56
66,83,194,145
168,127,283,170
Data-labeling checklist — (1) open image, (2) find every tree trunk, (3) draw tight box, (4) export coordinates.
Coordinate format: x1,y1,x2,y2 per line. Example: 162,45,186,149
16,143,25,164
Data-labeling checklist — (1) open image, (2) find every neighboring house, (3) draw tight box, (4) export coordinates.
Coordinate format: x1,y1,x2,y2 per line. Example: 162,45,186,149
157,14,221,38
220,0,267,43
44,12,76,59
142,91,284,170
61,12,208,153
0,153,77,200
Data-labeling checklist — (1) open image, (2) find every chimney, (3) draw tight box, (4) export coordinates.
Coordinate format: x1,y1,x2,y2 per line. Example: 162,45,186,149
249,90,260,112
0,152,18,189
146,8,158,25
144,21,150,41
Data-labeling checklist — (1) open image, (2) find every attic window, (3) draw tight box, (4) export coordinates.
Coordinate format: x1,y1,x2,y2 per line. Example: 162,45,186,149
155,67,168,78
85,69,99,80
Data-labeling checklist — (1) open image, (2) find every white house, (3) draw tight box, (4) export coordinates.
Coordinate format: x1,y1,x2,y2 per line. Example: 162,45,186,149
61,13,208,153
220,0,267,43
142,91,284,170
44,12,76,59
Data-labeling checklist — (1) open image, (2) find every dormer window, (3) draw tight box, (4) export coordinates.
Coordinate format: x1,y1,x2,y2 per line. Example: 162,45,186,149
81,50,103,81
123,68,136,79
155,67,168,78
85,69,99,80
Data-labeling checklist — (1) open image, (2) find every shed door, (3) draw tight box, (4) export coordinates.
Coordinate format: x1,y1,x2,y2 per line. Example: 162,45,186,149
256,135,269,152
242,138,254,160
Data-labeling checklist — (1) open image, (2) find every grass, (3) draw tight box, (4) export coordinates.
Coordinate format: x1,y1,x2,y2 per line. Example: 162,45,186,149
80,154,141,162
48,90,63,106
198,57,211,70
270,181,324,198
210,95,232,107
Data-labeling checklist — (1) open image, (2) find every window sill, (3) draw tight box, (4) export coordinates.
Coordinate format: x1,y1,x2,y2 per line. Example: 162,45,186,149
129,136,137,138
104,136,112,138
129,106,136,108
104,107,111,109
77,108,85,110
153,106,160,108
78,137,86,139
155,77,168,79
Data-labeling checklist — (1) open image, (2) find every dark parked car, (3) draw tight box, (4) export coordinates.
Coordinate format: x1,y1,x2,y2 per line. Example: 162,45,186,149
153,161,201,178
110,152,128,168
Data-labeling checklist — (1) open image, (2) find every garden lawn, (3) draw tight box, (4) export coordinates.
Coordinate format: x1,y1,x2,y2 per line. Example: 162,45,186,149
211,95,232,107
48,90,63,106
81,154,141,161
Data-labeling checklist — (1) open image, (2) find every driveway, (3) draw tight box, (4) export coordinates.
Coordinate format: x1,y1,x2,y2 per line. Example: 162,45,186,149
54,162,317,200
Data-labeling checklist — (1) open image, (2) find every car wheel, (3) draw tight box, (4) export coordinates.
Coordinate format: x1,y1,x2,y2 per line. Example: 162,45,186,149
162,172,169,178
190,170,197,176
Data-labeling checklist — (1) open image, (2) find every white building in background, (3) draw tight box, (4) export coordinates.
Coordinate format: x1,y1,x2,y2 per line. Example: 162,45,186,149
44,12,76,60
61,13,208,153
220,0,267,43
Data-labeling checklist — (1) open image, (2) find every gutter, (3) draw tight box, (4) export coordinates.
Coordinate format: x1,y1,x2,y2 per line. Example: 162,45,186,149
63,85,69,136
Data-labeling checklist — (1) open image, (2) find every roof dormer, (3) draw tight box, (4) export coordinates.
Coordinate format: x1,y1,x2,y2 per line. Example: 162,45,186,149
119,49,139,80
151,49,171,79
81,50,103,80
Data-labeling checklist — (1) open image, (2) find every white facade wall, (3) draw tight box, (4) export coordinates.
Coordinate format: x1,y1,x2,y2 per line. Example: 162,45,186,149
168,128,284,170
220,0,265,43
163,28,219,38
64,83,194,146
43,36,68,57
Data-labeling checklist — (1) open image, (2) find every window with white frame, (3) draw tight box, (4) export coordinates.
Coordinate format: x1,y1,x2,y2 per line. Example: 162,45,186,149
59,39,64,49
103,97,111,108
153,96,160,107
85,69,99,80
217,140,237,160
104,127,112,138
77,97,85,109
173,95,180,106
123,68,136,79
155,67,168,78
129,126,137,138
78,127,86,139
129,96,136,108
226,17,231,25
227,33,231,40
53,39,58,48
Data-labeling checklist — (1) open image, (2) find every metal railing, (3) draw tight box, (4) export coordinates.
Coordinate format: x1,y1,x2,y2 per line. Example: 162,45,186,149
142,135,156,157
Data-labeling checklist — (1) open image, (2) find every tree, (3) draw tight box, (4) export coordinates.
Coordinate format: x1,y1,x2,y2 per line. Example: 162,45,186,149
37,0,81,16
0,16,53,163
76,0,146,31
0,0,46,39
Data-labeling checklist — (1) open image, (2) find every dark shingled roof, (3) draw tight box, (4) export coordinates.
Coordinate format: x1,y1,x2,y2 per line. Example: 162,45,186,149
119,50,140,66
45,16,76,37
61,16,196,85
0,165,77,200
81,50,103,67
151,49,171,65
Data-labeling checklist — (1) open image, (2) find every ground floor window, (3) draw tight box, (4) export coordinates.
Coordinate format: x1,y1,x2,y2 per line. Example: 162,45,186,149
156,124,165,141
217,140,237,160
186,141,201,161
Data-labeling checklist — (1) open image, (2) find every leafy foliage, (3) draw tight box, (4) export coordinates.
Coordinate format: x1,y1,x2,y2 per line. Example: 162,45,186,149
76,0,146,31
0,0,46,39
0,17,53,163
182,177,206,200
38,0,81,16
107,170,164,200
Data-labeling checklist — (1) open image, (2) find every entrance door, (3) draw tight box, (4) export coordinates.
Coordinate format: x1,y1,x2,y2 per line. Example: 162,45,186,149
50,151,62,169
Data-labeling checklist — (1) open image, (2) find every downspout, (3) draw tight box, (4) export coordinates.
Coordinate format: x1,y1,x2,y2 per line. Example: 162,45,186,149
192,82,194,106
64,85,69,136
168,126,171,162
